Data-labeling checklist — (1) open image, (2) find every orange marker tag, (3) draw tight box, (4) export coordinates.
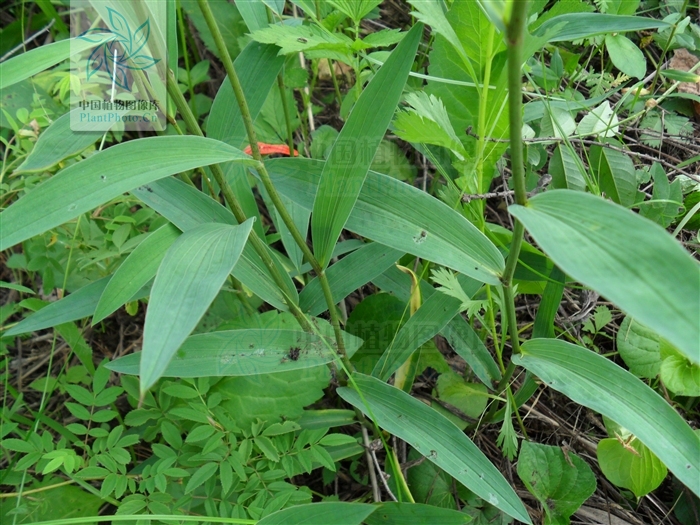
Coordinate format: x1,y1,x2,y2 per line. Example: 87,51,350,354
243,142,299,157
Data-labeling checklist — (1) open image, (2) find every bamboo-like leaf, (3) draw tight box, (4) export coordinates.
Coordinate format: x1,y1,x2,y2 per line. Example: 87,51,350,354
509,190,699,363
131,177,298,310
15,110,104,173
258,502,376,525
107,327,363,377
265,158,505,284
139,221,253,393
0,36,112,90
364,502,471,525
338,374,531,524
514,339,700,497
372,290,461,381
93,224,180,323
299,242,403,316
311,23,423,268
534,14,669,42
0,136,255,251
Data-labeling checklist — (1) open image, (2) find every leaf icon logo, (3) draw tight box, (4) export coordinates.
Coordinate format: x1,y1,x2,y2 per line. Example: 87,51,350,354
78,7,160,90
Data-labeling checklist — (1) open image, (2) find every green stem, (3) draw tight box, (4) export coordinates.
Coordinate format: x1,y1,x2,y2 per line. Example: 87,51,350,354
166,71,313,333
197,0,348,361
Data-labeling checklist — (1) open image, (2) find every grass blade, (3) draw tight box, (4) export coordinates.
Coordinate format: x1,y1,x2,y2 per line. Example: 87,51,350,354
0,136,255,251
338,373,532,524
93,224,181,324
139,220,253,393
311,23,423,267
515,339,700,497
509,189,700,363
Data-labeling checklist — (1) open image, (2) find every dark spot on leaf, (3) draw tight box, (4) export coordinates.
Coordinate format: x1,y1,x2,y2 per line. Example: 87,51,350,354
288,347,300,361
297,37,308,43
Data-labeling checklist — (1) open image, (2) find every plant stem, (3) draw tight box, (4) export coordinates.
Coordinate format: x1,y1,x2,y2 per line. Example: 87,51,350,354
197,0,348,360
488,1,529,422
277,73,296,155
166,71,313,333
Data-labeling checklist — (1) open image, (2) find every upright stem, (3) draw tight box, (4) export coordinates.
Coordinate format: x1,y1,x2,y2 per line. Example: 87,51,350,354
500,0,529,357
196,0,348,360
166,72,313,333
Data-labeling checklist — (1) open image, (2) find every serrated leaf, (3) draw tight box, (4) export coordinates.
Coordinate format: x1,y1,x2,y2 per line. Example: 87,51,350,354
311,23,423,268
185,462,218,493
338,374,532,524
509,190,699,364
597,437,667,498
514,338,700,497
517,441,596,524
139,221,253,393
394,92,468,160
251,23,353,57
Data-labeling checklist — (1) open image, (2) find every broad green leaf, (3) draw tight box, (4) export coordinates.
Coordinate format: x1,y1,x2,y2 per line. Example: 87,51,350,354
108,328,362,377
509,190,699,363
299,242,403,316
311,23,423,268
15,110,103,173
436,371,488,420
0,136,255,251
338,374,532,524
514,339,700,497
638,163,683,228
258,502,376,525
372,266,501,385
329,0,382,23
597,437,667,498
208,41,285,239
373,290,461,381
534,14,669,42
131,177,297,310
517,441,596,525
364,502,471,525
549,144,587,192
265,158,505,284
660,350,700,397
589,144,637,207
262,0,285,16
605,34,646,80
617,316,662,379
139,221,253,393
93,224,180,324
0,36,110,90
540,106,576,139
180,0,247,60
576,101,619,138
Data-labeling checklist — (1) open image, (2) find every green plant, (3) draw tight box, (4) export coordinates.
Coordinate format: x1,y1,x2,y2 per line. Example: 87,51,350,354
2,1,699,524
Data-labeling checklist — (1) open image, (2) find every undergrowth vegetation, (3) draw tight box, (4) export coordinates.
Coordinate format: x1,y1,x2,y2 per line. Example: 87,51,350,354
1,1,699,524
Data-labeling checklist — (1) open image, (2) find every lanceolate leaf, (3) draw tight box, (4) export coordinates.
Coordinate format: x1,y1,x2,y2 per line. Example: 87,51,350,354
299,242,404,316
311,23,423,268
131,177,298,310
338,374,532,524
258,502,376,525
15,110,103,173
93,224,181,323
139,221,253,393
108,328,363,377
265,157,505,284
509,190,700,363
514,339,700,497
534,14,669,43
0,36,112,90
0,136,255,251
